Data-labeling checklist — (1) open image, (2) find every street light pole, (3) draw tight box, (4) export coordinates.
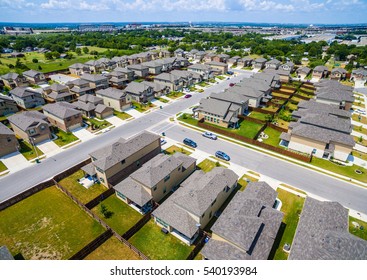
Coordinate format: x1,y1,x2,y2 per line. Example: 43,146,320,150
29,137,40,163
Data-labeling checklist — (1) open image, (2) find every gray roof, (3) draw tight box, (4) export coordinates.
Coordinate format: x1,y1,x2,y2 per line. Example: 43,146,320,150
202,182,283,260
0,94,15,102
316,88,354,103
81,162,96,176
114,67,133,74
84,60,101,67
81,74,108,83
210,91,249,106
263,68,291,76
50,83,68,92
0,246,14,260
227,84,264,99
43,102,81,119
296,66,311,74
188,64,212,71
78,94,103,104
0,122,14,135
125,82,152,95
352,68,367,76
10,87,40,98
331,67,347,74
67,78,89,87
253,72,280,86
127,64,149,71
141,81,168,92
90,131,160,171
155,73,181,83
8,111,48,131
23,69,42,78
314,79,353,91
153,168,238,239
205,61,227,67
69,63,87,69
1,72,19,80
314,65,329,72
296,113,352,134
266,58,281,65
294,100,351,119
197,98,240,118
289,197,367,260
96,88,126,100
73,100,95,112
95,104,113,114
142,60,163,68
254,57,267,63
236,78,271,93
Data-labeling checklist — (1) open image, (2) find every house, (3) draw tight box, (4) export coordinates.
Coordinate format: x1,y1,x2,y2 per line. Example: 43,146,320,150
314,80,354,110
252,58,267,70
155,73,184,92
226,84,267,108
43,83,75,102
171,69,202,85
142,61,163,75
43,102,83,132
289,197,367,260
84,60,103,73
173,57,190,68
141,81,170,97
351,68,367,83
127,54,139,65
312,65,329,80
152,167,238,245
296,66,311,80
10,87,45,109
66,79,94,96
205,61,228,75
82,131,161,186
201,182,283,260
265,58,281,70
330,67,347,81
111,56,128,68
0,246,14,260
280,61,295,72
263,68,291,83
96,57,116,70
159,50,171,58
95,104,114,119
204,53,216,62
253,72,281,89
213,54,230,63
174,48,185,58
113,67,135,82
235,78,272,97
187,64,214,80
293,100,351,120
114,152,196,214
1,72,28,89
73,95,103,118
107,71,129,88
209,91,249,115
95,88,131,112
80,74,109,91
0,94,18,117
125,82,154,103
68,63,90,76
194,51,206,61
127,64,149,78
237,57,253,68
195,98,241,128
0,122,19,157
228,56,241,66
22,70,46,85
8,111,51,144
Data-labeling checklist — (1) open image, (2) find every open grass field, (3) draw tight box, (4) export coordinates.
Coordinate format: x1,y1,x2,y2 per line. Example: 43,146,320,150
58,170,107,204
0,186,105,259
84,237,141,260
18,140,44,161
272,189,305,260
129,220,194,260
92,195,142,236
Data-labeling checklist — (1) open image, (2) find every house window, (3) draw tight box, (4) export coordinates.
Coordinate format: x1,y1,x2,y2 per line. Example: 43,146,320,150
153,186,157,191
99,177,105,183
164,175,170,182
136,160,140,167
209,211,212,218
28,128,36,135
7,137,12,142
66,117,71,122
201,213,205,218
156,217,169,228
117,192,126,200
178,167,181,171
121,159,125,165
40,125,45,131
211,199,216,206
163,187,167,194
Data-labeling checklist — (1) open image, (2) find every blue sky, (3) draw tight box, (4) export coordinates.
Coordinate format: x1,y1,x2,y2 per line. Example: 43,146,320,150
0,0,366,24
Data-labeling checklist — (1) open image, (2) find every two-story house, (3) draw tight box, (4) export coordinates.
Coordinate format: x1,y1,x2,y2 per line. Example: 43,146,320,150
43,83,76,102
0,94,18,117
265,58,281,70
0,122,19,157
154,73,184,92
10,87,45,109
141,61,163,75
127,64,149,78
69,63,90,76
81,74,109,91
296,66,311,80
42,102,83,132
22,70,46,85
252,58,267,70
95,87,131,112
66,79,94,96
330,67,347,81
205,61,228,75
187,64,214,80
73,94,104,118
125,82,154,103
1,73,28,89
312,65,329,80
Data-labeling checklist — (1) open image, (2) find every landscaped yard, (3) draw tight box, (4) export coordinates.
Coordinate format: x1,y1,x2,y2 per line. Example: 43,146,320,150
114,110,132,120
0,186,105,259
352,150,367,161
197,159,223,172
249,111,270,121
273,92,291,99
166,91,184,99
58,170,106,204
53,128,79,147
178,113,198,126
198,81,210,87
349,216,367,241
238,174,259,191
260,127,282,147
310,157,367,183
85,237,141,260
352,114,367,125
354,136,367,147
132,101,156,113
84,117,111,132
0,161,8,173
18,140,44,161
272,189,305,260
165,145,192,155
286,102,298,111
354,125,367,136
262,105,279,113
216,75,225,80
272,118,290,129
92,195,142,236
236,120,264,139
129,220,194,260
155,97,169,103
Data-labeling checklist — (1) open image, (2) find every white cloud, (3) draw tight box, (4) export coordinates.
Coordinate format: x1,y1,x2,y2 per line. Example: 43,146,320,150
238,0,295,12
0,0,35,8
39,0,109,10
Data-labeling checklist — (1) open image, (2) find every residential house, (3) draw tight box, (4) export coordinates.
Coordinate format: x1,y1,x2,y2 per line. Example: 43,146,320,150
280,61,295,72
312,65,329,80
114,67,135,82
314,80,354,110
201,182,283,260
289,197,367,260
204,53,216,63
293,100,351,120
66,79,94,96
330,67,347,81
0,122,19,157
155,73,184,92
265,58,281,70
111,56,128,68
95,104,114,119
227,84,267,108
10,87,45,109
1,72,28,89
195,98,241,128
82,131,161,186
152,167,238,245
127,64,149,78
173,57,190,68
235,78,272,97
209,91,249,115
125,82,154,103
127,54,139,65
22,70,46,85
81,74,109,91
114,152,196,214
107,70,129,88
8,111,51,144
205,61,228,75
136,52,153,63
84,60,103,73
296,66,311,80
43,102,83,132
237,57,253,68
253,72,281,89
141,81,170,97
69,63,90,76
142,60,163,75
174,48,185,58
96,88,131,112
263,68,291,83
43,83,75,102
228,56,241,66
0,94,18,117
171,70,202,85
0,246,14,260
252,58,267,70
96,57,116,70
159,50,171,58
351,68,367,83
194,51,206,61
73,95,104,118
187,64,214,80
213,54,230,63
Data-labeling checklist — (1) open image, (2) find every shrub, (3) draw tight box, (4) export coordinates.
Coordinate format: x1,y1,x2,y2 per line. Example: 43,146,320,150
32,58,38,63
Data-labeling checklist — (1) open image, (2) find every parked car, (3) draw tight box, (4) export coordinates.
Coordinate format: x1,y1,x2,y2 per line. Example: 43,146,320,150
202,131,217,140
229,83,235,87
183,138,197,148
215,150,230,161
160,139,167,145
185,94,192,98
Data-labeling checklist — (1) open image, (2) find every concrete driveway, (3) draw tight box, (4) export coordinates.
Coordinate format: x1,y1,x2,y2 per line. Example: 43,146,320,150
37,140,62,157
354,80,365,88
0,152,31,173
125,108,144,118
105,115,126,127
151,98,168,108
71,126,94,142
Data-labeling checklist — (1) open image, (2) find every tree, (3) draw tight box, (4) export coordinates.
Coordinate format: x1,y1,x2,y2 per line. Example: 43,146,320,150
75,48,82,55
38,65,42,70
32,58,38,63
83,46,89,54
44,52,53,60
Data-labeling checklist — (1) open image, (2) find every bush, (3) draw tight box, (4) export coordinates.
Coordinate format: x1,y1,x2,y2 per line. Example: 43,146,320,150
182,113,188,119
32,58,38,63
38,65,42,70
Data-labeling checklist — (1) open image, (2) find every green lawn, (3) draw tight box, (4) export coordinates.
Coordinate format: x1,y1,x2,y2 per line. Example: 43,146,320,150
216,75,225,80
132,101,156,113
236,120,264,139
238,174,259,191
165,145,192,155
85,237,140,260
353,125,367,136
261,127,282,147
349,216,367,241
198,81,210,87
354,136,367,147
91,195,142,236
262,105,279,112
352,114,367,125
166,91,184,99
53,128,79,147
155,97,169,103
352,150,367,161
58,170,107,204
0,186,105,259
84,117,111,132
273,93,291,99
129,220,194,260
189,86,198,92
0,161,8,173
249,112,270,121
18,140,44,161
273,189,305,260
310,157,367,183
197,159,222,173
287,102,298,111
114,110,132,120
178,114,198,126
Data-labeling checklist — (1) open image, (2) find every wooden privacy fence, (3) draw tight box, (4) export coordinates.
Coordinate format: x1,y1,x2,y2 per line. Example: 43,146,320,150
293,94,311,101
186,231,207,260
85,188,115,210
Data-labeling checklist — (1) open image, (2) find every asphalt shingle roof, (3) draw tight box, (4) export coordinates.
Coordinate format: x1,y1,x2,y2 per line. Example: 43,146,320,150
43,102,81,119
8,111,48,131
0,122,14,135
96,88,126,100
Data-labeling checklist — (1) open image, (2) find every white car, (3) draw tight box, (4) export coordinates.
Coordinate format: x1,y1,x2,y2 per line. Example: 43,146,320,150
202,131,217,140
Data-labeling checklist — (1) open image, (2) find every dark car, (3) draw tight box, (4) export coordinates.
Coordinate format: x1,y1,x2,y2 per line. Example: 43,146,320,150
185,94,192,98
229,83,235,87
183,138,197,148
215,150,230,161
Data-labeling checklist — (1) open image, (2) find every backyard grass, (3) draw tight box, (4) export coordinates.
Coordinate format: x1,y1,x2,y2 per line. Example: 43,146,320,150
84,237,140,260
58,170,106,204
53,128,79,147
273,93,291,99
249,111,270,121
353,125,367,136
354,136,367,147
166,91,184,99
0,161,8,172
84,117,111,132
18,140,44,161
114,110,132,120
92,195,142,236
273,118,290,129
352,114,367,125
351,150,367,161
260,127,282,147
272,188,305,260
197,159,223,172
353,101,365,107
0,186,105,259
165,145,192,155
262,105,279,113
311,157,367,183
279,184,307,195
129,220,194,260
236,120,264,139
290,96,302,103
349,216,367,241
238,174,259,191
286,102,298,111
